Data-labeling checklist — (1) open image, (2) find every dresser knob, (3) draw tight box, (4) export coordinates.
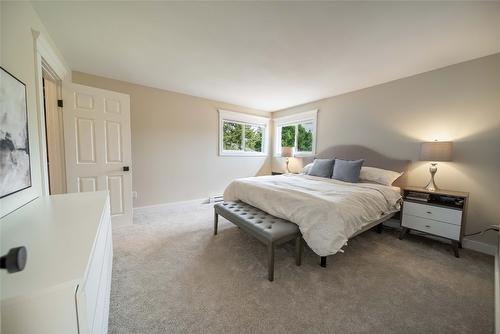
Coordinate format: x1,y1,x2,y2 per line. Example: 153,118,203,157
0,246,27,273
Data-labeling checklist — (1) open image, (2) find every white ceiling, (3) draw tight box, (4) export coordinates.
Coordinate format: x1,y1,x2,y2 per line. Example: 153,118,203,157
33,1,500,111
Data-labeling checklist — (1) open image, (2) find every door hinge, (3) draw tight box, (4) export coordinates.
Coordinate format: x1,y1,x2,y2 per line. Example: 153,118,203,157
57,99,63,108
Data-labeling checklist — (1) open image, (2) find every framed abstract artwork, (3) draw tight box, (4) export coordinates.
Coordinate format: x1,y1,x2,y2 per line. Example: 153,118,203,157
0,67,32,198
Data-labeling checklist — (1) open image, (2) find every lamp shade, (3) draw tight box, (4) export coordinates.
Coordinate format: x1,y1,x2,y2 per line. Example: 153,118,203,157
420,141,453,162
281,146,294,158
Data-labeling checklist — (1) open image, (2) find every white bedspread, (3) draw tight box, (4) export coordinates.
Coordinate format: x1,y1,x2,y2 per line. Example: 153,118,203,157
223,174,402,256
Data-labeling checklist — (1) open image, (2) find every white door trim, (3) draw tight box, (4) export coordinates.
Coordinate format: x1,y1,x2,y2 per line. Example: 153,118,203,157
32,29,71,196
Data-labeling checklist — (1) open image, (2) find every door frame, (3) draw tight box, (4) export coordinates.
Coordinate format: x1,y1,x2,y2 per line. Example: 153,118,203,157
32,29,70,196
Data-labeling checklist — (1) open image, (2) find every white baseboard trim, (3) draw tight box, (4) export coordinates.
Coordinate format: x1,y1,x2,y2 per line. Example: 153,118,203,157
133,198,209,211
462,238,497,256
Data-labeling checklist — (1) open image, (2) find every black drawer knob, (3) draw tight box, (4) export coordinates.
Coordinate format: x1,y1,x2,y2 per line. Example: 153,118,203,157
0,246,27,273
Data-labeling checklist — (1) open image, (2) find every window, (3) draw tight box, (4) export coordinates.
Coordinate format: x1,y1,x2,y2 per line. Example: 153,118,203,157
219,110,269,156
274,110,317,156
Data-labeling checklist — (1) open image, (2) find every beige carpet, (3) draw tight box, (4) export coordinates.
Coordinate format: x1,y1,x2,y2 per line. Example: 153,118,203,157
109,201,494,334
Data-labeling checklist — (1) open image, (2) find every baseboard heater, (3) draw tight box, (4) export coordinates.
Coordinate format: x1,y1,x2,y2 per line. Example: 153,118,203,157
209,195,224,203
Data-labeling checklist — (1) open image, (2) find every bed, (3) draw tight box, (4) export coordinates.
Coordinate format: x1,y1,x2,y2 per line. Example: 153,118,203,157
223,145,410,264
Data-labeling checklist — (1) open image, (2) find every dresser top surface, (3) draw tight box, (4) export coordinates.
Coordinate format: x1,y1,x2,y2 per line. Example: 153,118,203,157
0,191,109,301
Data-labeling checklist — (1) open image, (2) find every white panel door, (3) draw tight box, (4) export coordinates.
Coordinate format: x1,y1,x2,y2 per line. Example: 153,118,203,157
63,83,132,225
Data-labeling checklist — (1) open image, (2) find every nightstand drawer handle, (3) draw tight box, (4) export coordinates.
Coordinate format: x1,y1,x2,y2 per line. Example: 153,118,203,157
425,225,431,228
426,211,432,214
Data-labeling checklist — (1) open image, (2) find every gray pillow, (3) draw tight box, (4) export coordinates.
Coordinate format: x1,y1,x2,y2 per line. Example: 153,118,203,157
308,159,335,178
332,159,364,182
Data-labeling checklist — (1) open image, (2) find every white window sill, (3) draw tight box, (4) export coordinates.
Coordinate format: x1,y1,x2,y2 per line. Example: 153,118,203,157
220,152,268,157
273,153,315,158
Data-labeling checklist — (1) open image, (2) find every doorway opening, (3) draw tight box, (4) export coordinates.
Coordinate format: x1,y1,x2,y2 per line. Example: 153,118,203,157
41,63,66,195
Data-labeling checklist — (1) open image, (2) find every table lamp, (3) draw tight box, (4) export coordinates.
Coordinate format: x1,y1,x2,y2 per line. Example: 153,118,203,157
281,147,294,173
420,140,453,191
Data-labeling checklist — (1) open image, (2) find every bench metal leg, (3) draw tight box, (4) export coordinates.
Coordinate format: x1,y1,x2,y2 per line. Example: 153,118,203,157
268,244,275,282
320,256,327,268
214,212,218,235
295,236,303,266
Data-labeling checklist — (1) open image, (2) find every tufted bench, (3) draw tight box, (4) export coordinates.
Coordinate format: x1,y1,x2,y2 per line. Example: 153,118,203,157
214,201,303,281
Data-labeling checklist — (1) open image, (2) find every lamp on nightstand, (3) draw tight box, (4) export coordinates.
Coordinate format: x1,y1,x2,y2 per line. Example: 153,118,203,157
420,140,453,191
281,147,294,173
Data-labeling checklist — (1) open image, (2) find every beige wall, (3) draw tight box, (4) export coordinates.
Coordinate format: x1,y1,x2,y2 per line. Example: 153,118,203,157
273,53,500,245
0,2,67,217
72,72,271,207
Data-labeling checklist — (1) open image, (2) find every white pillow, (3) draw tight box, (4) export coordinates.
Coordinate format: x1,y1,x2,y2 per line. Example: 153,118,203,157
301,163,314,175
359,166,403,186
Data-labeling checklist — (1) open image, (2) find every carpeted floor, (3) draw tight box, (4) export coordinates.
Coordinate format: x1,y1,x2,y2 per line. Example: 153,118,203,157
109,201,494,334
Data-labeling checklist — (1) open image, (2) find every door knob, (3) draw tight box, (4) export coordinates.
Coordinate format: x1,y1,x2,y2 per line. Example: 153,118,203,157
123,166,130,172
0,246,27,273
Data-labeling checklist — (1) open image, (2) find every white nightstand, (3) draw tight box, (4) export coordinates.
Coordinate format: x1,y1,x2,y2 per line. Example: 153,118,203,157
399,186,469,257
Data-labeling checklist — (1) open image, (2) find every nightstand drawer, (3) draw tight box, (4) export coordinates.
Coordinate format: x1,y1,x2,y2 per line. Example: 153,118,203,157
403,201,462,226
402,214,460,240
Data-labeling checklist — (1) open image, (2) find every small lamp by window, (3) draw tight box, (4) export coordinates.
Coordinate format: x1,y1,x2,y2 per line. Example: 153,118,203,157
281,147,294,173
420,140,453,191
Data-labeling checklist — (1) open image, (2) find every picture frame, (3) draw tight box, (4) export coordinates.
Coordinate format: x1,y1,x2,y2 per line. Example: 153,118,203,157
0,66,32,198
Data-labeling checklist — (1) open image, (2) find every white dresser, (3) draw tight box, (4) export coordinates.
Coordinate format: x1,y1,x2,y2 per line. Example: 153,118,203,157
400,187,468,257
1,191,113,334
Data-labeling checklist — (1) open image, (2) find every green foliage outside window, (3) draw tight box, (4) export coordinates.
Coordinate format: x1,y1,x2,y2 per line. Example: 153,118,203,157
223,122,243,150
297,123,313,151
244,125,263,152
280,122,313,152
223,121,264,152
281,126,295,147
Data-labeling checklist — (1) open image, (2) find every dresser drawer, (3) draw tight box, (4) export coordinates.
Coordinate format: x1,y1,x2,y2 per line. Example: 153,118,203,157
80,205,112,333
402,214,461,240
91,225,113,334
403,201,462,226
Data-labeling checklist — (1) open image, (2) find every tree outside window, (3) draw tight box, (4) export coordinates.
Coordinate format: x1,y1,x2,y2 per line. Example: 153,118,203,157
223,121,264,153
244,124,263,152
223,122,243,151
280,121,313,153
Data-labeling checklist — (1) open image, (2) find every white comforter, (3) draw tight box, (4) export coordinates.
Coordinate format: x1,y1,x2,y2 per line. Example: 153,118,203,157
223,174,402,256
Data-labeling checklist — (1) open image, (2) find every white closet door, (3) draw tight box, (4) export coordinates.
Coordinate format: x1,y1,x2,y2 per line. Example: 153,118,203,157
63,83,132,225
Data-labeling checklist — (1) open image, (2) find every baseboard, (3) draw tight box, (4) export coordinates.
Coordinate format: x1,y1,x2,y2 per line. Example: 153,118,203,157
495,245,499,334
462,238,497,256
133,198,209,211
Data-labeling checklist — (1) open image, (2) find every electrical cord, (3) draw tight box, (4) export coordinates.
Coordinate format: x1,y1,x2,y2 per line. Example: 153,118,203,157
464,227,499,237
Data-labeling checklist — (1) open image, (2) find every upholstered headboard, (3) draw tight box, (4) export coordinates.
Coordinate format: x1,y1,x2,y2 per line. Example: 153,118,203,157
303,145,410,187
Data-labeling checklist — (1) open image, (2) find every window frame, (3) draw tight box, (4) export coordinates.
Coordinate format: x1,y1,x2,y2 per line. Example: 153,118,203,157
219,109,270,157
273,109,318,157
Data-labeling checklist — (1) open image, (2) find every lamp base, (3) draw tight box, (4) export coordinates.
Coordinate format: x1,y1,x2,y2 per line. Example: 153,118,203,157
424,162,439,192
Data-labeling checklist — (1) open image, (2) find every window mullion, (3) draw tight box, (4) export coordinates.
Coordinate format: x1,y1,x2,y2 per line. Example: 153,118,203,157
294,124,298,151
241,124,245,152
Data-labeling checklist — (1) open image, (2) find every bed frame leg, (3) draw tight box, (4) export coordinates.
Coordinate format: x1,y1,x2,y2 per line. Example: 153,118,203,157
214,212,218,235
268,244,275,281
320,256,327,268
376,223,383,234
295,236,303,266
